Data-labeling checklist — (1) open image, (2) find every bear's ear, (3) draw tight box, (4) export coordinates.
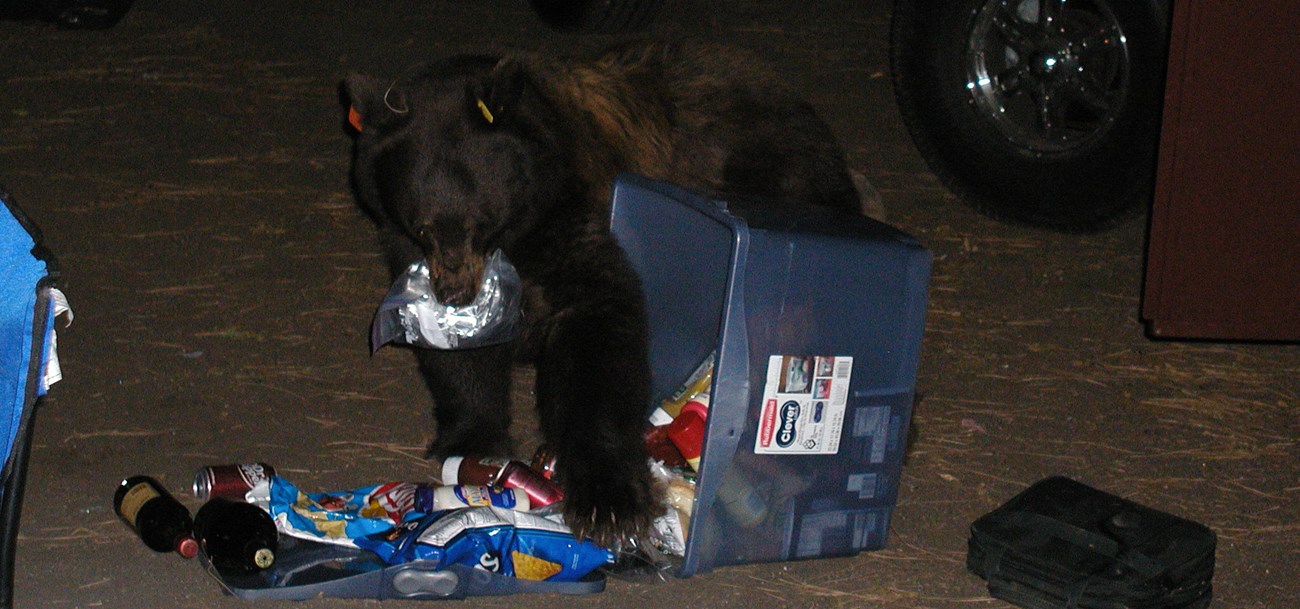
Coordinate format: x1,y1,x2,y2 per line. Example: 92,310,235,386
469,58,534,127
342,73,407,133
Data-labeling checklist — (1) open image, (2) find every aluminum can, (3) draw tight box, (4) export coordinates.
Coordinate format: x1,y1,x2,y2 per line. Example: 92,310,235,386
193,462,275,501
529,445,559,480
497,461,564,508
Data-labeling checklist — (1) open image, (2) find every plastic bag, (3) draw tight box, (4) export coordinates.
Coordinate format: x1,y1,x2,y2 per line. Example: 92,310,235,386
253,476,441,546
599,460,694,584
355,506,615,582
370,248,522,351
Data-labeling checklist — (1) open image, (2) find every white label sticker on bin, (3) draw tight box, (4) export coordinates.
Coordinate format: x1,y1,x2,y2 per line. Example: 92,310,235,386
754,355,851,455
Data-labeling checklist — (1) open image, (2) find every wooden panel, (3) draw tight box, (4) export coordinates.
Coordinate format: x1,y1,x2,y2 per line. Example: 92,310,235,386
1142,0,1300,340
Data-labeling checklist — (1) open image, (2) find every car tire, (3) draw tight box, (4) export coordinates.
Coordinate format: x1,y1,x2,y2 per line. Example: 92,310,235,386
890,0,1171,231
529,0,663,33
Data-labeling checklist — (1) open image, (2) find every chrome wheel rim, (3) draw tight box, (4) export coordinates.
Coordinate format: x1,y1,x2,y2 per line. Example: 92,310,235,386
965,0,1130,153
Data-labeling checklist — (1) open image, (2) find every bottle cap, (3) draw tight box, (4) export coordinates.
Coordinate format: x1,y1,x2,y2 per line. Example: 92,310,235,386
668,402,708,464
253,547,275,569
680,398,709,419
177,537,199,559
441,456,465,485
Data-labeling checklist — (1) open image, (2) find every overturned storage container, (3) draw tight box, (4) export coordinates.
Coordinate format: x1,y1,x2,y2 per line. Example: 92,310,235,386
609,174,931,577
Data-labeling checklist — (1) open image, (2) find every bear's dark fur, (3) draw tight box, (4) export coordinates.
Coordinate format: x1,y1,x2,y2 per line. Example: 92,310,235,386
344,40,865,545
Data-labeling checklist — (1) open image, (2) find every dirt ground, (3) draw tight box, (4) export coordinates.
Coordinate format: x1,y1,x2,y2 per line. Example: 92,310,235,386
2,0,1297,607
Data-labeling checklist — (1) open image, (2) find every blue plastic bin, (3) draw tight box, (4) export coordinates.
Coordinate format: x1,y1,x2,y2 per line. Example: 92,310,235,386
609,174,931,577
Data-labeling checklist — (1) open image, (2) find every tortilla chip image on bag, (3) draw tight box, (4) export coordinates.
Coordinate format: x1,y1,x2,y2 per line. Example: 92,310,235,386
355,506,615,582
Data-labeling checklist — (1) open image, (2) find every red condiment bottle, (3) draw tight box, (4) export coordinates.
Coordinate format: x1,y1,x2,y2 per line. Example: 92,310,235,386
667,396,709,471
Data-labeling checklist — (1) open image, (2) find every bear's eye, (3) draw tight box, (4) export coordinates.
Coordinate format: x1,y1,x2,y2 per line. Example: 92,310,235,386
415,225,433,247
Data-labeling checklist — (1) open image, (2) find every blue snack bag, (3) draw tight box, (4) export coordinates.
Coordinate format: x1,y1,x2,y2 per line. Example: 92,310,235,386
261,476,442,545
358,506,615,581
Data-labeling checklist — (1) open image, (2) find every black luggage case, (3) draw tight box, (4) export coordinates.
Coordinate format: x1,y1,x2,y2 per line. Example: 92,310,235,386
967,476,1215,609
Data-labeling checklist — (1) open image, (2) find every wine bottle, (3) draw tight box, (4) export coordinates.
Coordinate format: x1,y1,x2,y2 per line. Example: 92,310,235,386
113,475,199,559
193,497,278,575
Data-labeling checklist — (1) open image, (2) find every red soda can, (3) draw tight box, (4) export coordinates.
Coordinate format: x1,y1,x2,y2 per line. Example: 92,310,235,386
496,461,564,508
193,462,275,501
529,445,558,480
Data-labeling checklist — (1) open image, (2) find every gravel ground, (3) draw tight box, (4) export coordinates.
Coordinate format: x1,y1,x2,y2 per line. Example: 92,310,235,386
2,1,1296,607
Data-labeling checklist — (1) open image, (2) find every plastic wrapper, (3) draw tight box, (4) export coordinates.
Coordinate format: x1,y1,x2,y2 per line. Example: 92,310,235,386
649,460,694,558
253,476,443,547
602,461,695,583
354,506,615,582
370,248,522,351
244,476,611,585
254,476,540,548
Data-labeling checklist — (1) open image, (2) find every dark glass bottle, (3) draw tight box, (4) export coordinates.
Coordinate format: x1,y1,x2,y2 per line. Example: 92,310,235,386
112,475,199,559
193,497,278,575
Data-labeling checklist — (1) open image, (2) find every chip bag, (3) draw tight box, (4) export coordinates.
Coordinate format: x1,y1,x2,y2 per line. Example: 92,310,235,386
254,476,441,546
356,506,615,582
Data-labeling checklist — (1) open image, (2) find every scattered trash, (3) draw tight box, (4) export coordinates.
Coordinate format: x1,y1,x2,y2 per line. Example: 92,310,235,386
528,445,558,480
442,455,564,508
193,462,276,501
665,394,708,471
254,477,530,547
194,497,279,576
440,455,512,486
113,475,198,559
113,466,613,598
354,506,614,581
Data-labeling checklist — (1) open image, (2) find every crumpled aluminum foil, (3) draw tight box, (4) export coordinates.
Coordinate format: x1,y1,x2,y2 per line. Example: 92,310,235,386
370,249,522,351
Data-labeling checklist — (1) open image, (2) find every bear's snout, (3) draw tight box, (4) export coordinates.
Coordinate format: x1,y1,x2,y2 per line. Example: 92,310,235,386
427,252,487,307
416,216,487,307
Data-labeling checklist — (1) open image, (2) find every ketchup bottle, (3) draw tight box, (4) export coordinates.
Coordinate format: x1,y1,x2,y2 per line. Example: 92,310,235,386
667,395,709,471
440,455,512,486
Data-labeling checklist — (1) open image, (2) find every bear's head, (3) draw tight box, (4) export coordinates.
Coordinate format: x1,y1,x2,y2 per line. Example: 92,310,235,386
344,56,570,307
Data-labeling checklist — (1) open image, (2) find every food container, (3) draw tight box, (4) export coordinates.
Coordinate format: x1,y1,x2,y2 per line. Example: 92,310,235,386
609,174,930,577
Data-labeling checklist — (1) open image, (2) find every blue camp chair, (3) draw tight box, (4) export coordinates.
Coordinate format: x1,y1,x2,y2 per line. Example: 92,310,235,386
0,189,63,609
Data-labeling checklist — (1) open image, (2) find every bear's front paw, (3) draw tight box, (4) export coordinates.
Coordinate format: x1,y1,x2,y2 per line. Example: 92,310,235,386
561,456,662,549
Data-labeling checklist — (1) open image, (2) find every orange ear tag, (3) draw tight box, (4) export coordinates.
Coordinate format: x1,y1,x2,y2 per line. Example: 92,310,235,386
347,105,364,132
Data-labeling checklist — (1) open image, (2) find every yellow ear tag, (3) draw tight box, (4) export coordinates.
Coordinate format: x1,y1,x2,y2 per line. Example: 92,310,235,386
476,98,495,124
347,105,364,132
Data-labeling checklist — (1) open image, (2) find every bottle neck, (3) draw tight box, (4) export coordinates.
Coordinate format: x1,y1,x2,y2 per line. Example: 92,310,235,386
175,536,199,559
249,544,275,569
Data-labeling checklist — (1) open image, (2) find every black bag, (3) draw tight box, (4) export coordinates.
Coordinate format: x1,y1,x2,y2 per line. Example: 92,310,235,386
967,476,1215,609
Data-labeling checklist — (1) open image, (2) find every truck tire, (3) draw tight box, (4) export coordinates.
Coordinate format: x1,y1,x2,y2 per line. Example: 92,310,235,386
891,0,1171,231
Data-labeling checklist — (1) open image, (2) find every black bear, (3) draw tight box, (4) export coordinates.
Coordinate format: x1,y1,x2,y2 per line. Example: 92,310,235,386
344,40,867,546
